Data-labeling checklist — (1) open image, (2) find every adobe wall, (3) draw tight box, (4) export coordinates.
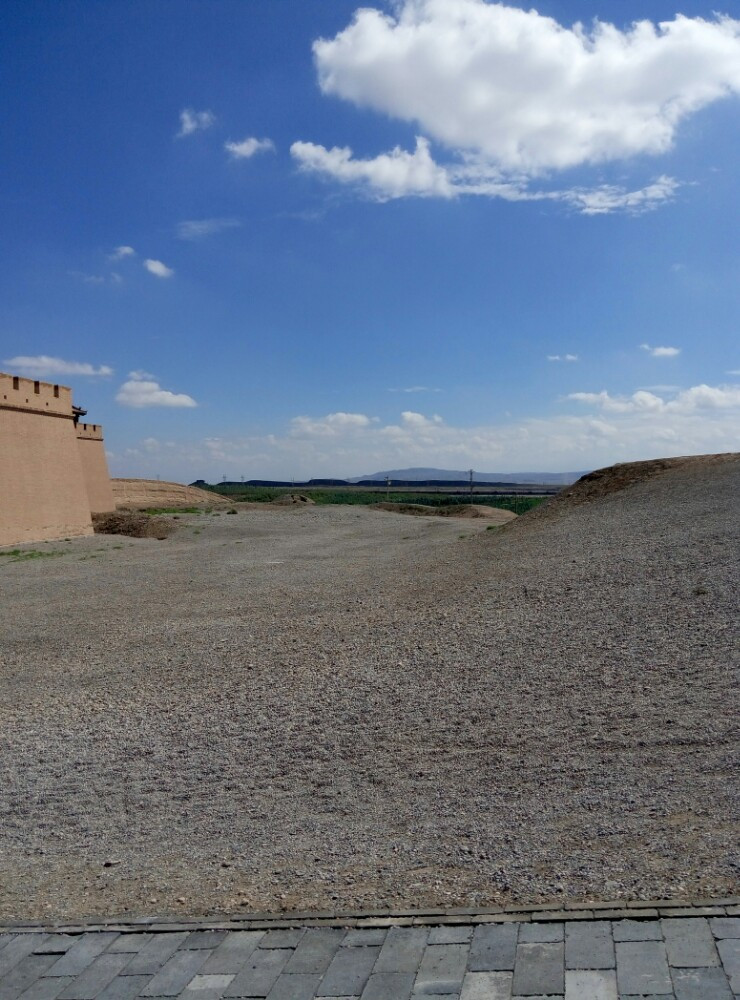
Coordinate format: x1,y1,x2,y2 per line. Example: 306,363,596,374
76,423,116,514
0,373,94,546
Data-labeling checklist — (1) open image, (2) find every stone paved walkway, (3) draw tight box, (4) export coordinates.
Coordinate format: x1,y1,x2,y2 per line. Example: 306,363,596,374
1,915,738,1000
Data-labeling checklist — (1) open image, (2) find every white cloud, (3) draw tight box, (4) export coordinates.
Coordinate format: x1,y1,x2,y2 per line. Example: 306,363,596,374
176,218,241,240
110,383,740,481
68,271,106,285
568,384,740,413
727,369,740,375
563,177,679,215
291,136,453,200
315,2,740,170
3,355,113,378
290,412,375,436
641,343,681,357
548,354,579,362
225,137,275,159
116,371,197,409
143,259,175,279
292,139,679,212
177,108,216,138
109,245,136,260
388,385,442,393
297,1,740,209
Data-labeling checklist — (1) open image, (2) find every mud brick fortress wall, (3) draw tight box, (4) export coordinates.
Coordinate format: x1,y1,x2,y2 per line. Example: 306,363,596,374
0,371,115,547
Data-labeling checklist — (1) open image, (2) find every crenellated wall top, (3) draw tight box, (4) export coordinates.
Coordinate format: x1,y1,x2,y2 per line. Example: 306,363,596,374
76,422,104,441
0,371,74,418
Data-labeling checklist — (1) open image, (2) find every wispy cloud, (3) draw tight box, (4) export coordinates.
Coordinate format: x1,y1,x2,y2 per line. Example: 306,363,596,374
4,355,113,378
176,218,241,240
225,136,275,159
641,343,681,358
547,354,579,362
116,371,197,408
388,385,442,393
177,108,216,138
109,245,136,260
144,259,175,279
727,369,740,376
68,271,107,285
292,140,679,213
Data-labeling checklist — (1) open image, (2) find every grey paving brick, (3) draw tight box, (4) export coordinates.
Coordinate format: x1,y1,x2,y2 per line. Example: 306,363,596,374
181,934,227,952
460,970,513,1000
718,939,740,993
566,922,615,970
511,996,562,999
663,919,719,968
283,930,346,975
57,954,133,1000
360,971,416,999
428,926,473,945
342,930,387,947
32,939,77,956
198,932,264,975
565,970,618,1000
140,950,210,996
618,995,673,1000
616,942,672,996
0,938,41,978
512,943,565,997
16,977,74,1000
107,934,154,954
45,936,119,979
374,927,428,974
0,953,58,1000
413,943,469,995
672,967,732,1000
96,976,152,1000
265,974,322,1000
317,946,380,997
712,921,740,940
469,924,519,972
259,930,305,950
124,934,190,975
612,921,663,943
223,949,291,997
184,975,234,992
519,924,563,944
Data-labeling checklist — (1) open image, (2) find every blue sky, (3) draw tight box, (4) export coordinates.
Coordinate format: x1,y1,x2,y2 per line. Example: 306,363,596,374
1,0,738,480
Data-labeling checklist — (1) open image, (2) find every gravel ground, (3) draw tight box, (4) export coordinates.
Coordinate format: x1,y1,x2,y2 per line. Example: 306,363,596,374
0,456,737,922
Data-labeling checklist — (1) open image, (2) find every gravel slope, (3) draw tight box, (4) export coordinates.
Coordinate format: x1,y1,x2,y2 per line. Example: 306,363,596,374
0,455,737,921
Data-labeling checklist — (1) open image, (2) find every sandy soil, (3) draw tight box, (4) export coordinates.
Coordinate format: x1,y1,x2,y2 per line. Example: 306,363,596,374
112,479,230,508
0,455,737,922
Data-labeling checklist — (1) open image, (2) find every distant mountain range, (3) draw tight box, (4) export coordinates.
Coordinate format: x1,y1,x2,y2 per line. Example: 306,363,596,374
350,467,585,485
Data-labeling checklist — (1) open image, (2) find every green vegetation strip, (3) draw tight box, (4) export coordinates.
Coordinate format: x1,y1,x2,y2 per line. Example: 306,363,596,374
207,486,546,514
0,549,67,563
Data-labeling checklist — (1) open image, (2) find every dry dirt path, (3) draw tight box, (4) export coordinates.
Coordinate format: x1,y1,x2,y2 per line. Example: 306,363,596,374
0,457,737,923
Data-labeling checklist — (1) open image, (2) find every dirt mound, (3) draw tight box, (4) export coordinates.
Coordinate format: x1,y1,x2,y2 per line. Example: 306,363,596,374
372,502,516,523
272,494,316,505
528,452,740,520
112,479,230,509
92,511,176,539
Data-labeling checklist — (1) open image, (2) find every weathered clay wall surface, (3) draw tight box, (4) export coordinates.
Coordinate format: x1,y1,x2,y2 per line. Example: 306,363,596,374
0,404,93,546
76,424,115,514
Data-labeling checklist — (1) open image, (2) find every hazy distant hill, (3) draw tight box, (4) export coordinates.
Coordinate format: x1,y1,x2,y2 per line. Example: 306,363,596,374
351,467,585,485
